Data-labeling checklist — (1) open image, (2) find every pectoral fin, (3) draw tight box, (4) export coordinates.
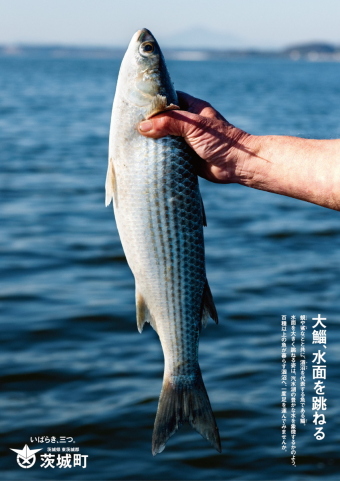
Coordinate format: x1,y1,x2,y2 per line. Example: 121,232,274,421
145,94,180,119
105,158,116,207
136,289,157,333
201,280,218,329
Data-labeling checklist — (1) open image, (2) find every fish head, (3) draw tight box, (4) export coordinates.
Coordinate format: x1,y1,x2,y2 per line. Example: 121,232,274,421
115,28,179,119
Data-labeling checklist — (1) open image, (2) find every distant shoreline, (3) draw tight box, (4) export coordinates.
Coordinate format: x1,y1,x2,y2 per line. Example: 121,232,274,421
1,42,340,62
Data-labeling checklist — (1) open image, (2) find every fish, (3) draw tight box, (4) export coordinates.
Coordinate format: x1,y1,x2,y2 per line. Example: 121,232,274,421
105,28,221,455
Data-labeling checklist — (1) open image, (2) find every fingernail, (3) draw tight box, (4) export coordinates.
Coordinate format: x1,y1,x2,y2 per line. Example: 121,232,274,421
139,120,152,132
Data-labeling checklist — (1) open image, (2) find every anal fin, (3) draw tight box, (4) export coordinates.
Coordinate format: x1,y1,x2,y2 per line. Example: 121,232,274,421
136,289,157,333
105,158,116,207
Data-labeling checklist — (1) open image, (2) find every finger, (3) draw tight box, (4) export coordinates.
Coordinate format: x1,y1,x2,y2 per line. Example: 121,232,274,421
177,91,227,122
177,91,213,116
190,150,225,184
138,110,203,139
176,91,199,111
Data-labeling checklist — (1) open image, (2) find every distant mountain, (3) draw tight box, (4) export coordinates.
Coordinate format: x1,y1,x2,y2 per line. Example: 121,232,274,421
158,26,247,50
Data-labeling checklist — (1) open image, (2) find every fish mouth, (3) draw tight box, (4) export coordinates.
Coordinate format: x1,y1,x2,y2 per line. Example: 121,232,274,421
136,28,154,43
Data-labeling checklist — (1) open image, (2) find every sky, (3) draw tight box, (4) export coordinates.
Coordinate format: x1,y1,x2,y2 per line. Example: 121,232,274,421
2,0,340,50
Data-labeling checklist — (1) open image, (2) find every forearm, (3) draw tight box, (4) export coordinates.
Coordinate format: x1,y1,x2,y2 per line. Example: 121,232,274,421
237,134,340,210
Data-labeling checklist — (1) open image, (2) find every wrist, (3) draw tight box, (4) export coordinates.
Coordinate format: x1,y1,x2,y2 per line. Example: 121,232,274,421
225,129,260,186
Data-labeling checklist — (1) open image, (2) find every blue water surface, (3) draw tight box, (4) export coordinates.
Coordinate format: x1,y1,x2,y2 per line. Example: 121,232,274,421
1,56,340,480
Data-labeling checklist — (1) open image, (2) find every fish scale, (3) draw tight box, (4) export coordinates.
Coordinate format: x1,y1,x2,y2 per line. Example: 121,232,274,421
106,28,221,455
139,136,203,376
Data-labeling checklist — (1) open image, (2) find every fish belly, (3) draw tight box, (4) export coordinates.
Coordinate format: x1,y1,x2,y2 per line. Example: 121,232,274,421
114,134,205,365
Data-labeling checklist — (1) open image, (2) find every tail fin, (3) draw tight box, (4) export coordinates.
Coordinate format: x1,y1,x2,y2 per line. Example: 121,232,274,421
152,369,221,455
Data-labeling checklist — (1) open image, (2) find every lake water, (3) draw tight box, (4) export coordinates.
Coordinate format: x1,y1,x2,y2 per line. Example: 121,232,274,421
1,56,340,480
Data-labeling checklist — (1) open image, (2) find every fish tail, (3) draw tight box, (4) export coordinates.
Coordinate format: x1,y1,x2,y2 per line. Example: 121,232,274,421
152,369,221,455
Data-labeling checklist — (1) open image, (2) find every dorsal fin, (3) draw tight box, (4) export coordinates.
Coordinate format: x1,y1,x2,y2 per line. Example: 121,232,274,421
201,280,218,329
200,193,207,227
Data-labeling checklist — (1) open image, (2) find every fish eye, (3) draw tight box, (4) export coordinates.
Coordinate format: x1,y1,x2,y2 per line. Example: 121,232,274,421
140,42,155,56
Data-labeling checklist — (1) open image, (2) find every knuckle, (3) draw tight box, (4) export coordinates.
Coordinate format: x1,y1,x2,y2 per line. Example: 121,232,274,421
160,115,171,130
148,114,173,137
152,114,169,131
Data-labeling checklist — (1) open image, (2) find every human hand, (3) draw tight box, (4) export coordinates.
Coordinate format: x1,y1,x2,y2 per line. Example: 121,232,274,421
140,92,340,210
138,92,252,184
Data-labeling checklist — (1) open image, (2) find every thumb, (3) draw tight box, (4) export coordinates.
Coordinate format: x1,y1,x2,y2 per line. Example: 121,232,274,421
138,111,202,139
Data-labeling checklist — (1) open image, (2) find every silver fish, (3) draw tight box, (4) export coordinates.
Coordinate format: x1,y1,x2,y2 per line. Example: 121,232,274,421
106,28,221,455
